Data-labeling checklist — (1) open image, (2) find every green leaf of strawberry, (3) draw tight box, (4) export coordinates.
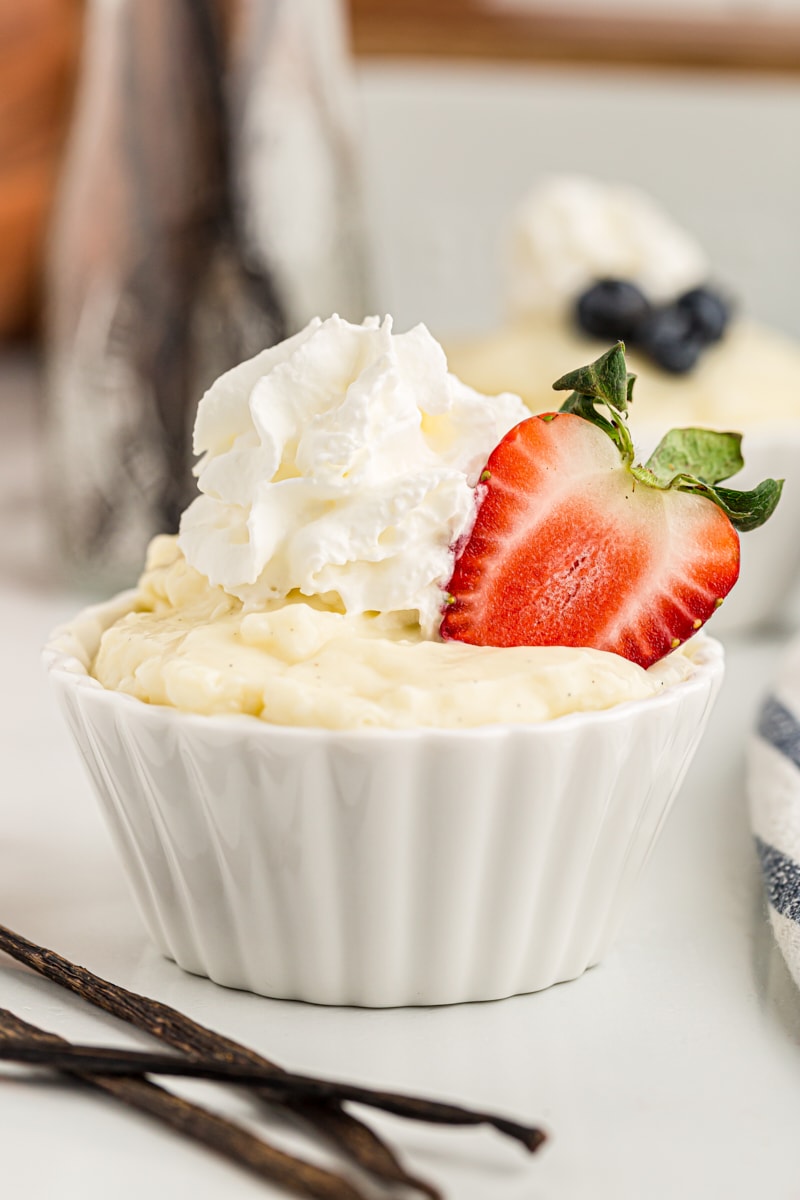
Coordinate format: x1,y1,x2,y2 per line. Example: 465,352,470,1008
440,345,783,668
552,341,632,412
674,477,783,534
629,427,783,533
644,427,744,485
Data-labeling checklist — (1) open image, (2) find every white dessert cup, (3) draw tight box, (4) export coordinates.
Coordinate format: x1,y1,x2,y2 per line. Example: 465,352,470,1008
45,597,724,1007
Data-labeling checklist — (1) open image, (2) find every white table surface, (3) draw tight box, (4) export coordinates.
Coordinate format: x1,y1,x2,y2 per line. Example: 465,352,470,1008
2,356,800,1200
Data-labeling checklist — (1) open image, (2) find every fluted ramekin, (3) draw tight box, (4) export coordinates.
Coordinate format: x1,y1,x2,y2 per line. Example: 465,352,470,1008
45,597,724,1007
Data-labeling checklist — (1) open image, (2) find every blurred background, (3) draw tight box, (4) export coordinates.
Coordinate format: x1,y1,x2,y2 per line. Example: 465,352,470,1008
3,0,800,589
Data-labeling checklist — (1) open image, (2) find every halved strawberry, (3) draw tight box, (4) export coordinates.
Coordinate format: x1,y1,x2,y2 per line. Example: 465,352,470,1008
441,344,782,668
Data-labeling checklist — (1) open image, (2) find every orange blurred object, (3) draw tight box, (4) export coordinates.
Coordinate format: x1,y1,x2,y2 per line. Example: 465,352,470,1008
0,0,83,339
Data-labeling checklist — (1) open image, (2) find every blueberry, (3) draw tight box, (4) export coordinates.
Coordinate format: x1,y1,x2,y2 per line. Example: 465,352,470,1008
676,286,730,345
575,279,651,342
637,306,704,374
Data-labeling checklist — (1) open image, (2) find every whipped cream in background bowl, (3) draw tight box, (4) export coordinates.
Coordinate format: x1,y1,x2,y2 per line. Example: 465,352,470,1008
45,315,725,1006
507,174,709,319
444,176,800,636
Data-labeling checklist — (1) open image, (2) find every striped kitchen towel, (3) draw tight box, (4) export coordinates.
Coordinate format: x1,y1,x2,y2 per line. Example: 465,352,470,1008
748,648,800,990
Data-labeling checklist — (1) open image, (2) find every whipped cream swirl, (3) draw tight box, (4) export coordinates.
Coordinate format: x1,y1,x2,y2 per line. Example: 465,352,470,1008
508,175,708,317
178,315,528,636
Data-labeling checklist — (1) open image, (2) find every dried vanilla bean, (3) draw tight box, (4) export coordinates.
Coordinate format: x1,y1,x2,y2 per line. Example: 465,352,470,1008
0,924,439,1196
0,1038,546,1152
0,1007,366,1200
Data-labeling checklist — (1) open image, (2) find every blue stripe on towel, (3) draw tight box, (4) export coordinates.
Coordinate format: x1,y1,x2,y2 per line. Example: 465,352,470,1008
755,696,800,927
755,837,800,925
757,695,800,768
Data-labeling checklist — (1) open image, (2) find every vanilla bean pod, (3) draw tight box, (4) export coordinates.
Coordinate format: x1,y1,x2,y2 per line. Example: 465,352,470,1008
0,1008,366,1200
0,924,439,1197
0,1039,545,1152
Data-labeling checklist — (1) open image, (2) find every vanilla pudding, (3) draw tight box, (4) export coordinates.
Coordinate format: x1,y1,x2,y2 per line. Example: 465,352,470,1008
93,534,699,728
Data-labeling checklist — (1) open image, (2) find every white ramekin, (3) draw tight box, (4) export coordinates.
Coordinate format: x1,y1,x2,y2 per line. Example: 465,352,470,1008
45,597,724,1007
